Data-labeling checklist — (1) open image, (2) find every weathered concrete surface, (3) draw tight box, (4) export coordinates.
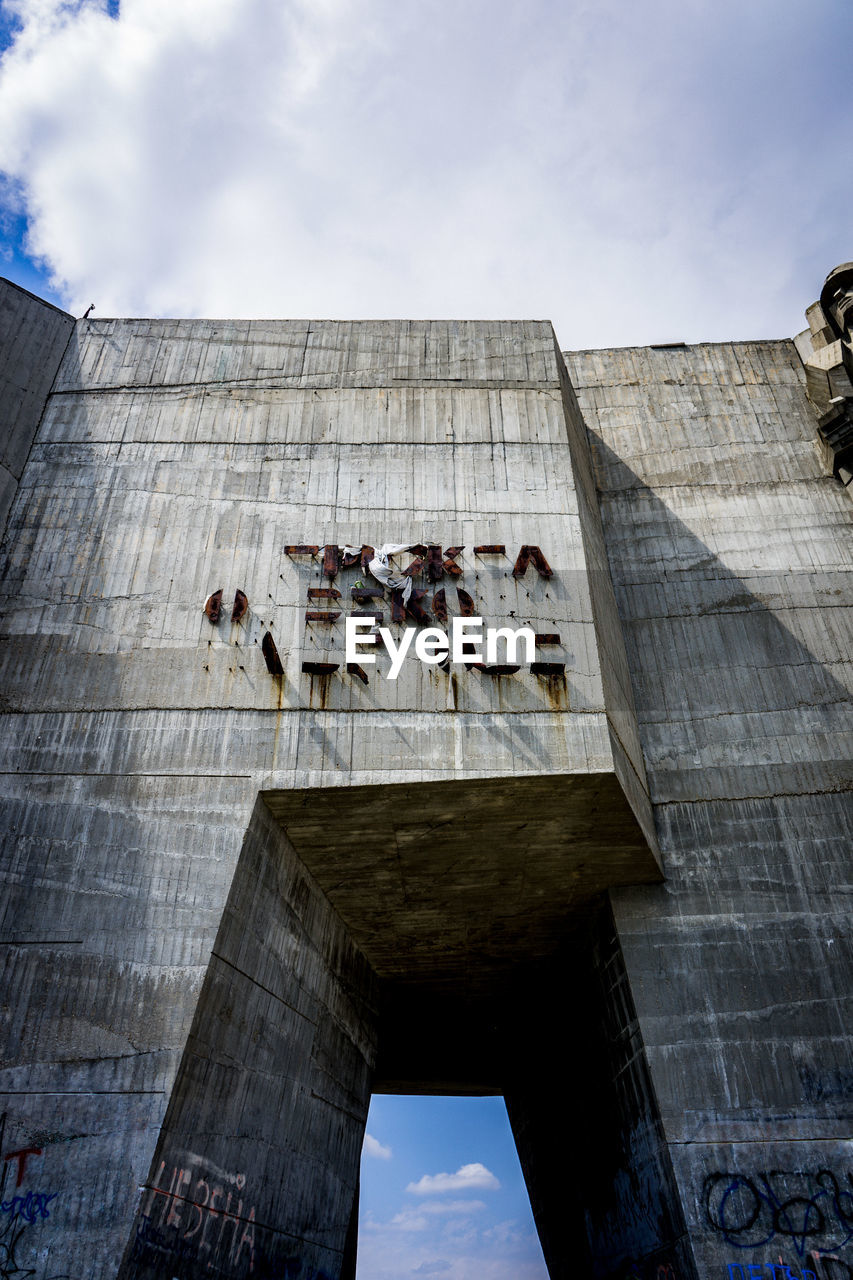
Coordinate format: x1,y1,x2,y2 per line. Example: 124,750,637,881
0,277,73,536
566,338,853,1280
2,276,850,1280
505,901,694,1280
117,796,378,1280
0,303,656,1279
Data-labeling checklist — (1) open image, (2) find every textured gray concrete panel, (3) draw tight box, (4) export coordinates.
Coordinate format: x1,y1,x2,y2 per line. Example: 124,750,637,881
0,278,73,535
0,316,655,1279
566,337,853,1279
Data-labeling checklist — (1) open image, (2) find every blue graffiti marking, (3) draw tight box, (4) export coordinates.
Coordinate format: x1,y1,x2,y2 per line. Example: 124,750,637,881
0,1195,57,1226
707,1171,853,1259
727,1264,817,1280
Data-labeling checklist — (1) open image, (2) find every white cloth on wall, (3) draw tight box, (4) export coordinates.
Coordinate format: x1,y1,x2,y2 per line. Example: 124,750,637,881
343,542,416,604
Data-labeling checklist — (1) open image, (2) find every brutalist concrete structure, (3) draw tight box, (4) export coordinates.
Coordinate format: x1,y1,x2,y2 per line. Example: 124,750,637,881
0,271,850,1280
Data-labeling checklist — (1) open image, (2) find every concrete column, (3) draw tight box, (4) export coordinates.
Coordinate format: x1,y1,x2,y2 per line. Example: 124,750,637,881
117,797,379,1280
504,908,696,1280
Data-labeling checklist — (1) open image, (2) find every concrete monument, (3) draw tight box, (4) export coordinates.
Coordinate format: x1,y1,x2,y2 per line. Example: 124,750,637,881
0,269,850,1280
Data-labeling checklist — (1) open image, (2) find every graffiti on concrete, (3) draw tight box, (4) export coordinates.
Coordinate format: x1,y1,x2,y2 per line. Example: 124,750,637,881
137,1158,257,1274
706,1171,853,1258
135,1156,339,1279
0,1193,57,1225
0,1210,71,1280
2,1152,41,1192
727,1264,817,1280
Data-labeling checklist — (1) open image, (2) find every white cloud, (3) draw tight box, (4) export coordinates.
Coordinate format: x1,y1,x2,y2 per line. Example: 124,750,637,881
406,1163,500,1196
369,1200,489,1235
0,0,850,345
394,1200,487,1224
363,1132,392,1160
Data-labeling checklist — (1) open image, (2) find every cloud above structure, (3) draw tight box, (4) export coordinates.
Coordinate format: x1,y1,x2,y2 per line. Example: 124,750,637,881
363,1133,393,1160
406,1163,500,1196
0,0,851,346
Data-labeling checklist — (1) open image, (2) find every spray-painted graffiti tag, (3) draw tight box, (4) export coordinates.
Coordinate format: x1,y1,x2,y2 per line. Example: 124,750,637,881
706,1171,853,1259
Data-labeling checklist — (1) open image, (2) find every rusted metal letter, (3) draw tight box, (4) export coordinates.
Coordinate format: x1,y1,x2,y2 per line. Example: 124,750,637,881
406,588,431,625
323,545,340,579
456,587,476,617
431,588,448,622
305,611,341,623
231,589,249,623
473,545,505,555
513,545,553,578
262,631,284,675
443,547,464,576
204,589,223,624
284,545,319,555
308,587,342,600
346,663,369,685
427,545,444,583
390,589,406,623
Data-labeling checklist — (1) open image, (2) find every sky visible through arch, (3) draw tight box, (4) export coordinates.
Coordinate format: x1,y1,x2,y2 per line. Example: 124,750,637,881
357,1095,547,1280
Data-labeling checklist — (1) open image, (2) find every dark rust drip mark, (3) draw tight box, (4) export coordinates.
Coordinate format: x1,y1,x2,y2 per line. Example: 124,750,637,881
405,588,431,625
262,631,284,675
531,662,565,676
305,611,341,623
231,589,248,623
309,587,342,600
456,587,475,617
459,641,480,669
427,545,444,582
351,587,383,601
431,588,447,622
401,556,424,578
391,589,406,623
284,544,318,555
301,661,340,675
535,633,561,645
473,664,520,675
352,609,383,623
346,663,369,685
323,545,340,579
474,544,505,555
512,545,553,578
443,546,464,576
204,589,223,623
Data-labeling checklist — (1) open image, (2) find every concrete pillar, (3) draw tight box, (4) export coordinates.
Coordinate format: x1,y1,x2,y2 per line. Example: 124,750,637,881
117,797,379,1280
504,907,696,1280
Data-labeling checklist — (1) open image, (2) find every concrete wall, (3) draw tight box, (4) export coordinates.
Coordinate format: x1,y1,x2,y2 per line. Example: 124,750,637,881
566,339,853,1280
0,278,73,537
0,310,654,1279
2,280,849,1279
505,899,695,1280
117,796,377,1280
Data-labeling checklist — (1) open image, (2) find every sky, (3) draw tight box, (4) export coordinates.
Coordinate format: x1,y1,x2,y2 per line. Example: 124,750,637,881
0,3,850,1276
357,1096,547,1280
0,0,851,349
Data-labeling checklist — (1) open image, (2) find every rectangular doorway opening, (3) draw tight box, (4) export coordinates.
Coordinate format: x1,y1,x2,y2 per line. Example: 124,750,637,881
356,1094,548,1280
